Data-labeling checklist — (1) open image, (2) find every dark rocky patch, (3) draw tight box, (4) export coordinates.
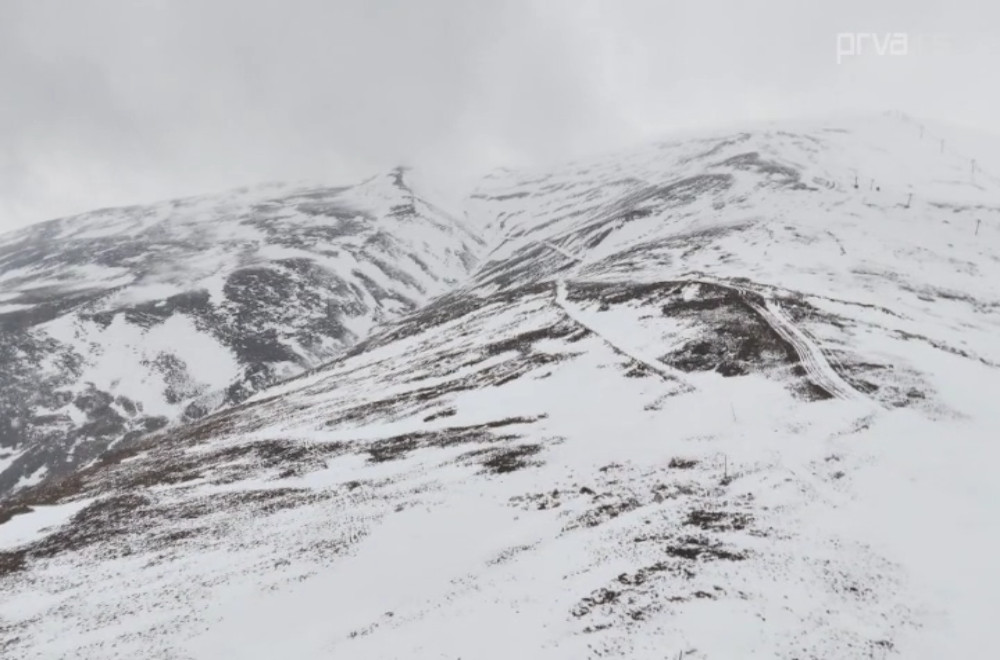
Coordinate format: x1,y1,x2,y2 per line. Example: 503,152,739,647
684,509,753,531
571,587,621,618
365,419,539,464
480,443,543,474
422,408,457,423
0,550,27,578
668,458,699,469
569,497,642,530
616,560,676,586
31,494,155,559
665,535,747,561
562,279,826,396
715,151,801,184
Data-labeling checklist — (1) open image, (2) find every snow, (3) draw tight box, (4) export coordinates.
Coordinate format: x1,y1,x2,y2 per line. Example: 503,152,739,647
59,312,240,418
13,466,49,492
158,315,241,390
172,334,902,659
187,488,541,659
3,113,1000,659
0,499,93,551
0,263,40,285
0,451,23,476
104,282,186,307
838,416,1000,657
0,302,34,314
555,279,694,389
0,162,487,511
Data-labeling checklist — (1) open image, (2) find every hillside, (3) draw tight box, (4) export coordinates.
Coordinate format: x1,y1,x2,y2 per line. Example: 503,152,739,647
1,113,999,659
0,168,483,496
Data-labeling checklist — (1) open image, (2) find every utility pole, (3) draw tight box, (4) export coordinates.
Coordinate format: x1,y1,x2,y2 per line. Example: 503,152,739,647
976,219,982,236
905,193,913,209
715,452,729,483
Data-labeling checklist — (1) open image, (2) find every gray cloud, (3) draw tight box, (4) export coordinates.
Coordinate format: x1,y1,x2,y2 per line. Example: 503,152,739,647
1,0,998,231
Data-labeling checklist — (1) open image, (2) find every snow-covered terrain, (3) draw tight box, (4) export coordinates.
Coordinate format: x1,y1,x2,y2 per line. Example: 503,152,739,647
1,112,999,658
0,168,483,496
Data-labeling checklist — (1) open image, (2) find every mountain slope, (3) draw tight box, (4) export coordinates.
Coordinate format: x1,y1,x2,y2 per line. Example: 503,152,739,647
0,167,483,496
1,113,999,659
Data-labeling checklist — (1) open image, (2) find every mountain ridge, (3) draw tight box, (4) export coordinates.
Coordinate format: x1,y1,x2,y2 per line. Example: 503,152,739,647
0,166,484,496
1,112,999,658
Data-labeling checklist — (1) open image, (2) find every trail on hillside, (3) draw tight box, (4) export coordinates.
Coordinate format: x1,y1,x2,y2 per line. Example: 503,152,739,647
740,296,875,406
542,240,583,266
553,279,694,392
544,238,875,406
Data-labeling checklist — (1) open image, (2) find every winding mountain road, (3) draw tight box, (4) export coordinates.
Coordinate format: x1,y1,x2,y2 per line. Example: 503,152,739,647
542,240,875,407
740,295,873,405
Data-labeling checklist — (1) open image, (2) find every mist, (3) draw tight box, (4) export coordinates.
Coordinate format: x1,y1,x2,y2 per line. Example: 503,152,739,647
1,0,998,232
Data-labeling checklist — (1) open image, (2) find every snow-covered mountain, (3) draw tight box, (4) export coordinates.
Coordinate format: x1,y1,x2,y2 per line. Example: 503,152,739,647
0,168,483,496
2,113,999,658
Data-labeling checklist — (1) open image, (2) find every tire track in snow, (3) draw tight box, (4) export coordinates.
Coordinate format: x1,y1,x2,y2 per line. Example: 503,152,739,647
546,236,694,389
552,279,694,391
542,240,582,265
671,272,876,406
739,294,875,406
542,240,875,406
783,463,849,508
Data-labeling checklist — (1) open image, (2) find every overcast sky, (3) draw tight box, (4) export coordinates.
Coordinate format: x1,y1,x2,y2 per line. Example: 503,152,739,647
1,0,998,232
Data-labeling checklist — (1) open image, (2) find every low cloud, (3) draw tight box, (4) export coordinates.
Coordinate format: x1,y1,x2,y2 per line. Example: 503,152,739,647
1,0,998,231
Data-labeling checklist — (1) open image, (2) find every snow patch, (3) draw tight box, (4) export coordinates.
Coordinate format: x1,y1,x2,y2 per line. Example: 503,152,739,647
0,499,95,551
